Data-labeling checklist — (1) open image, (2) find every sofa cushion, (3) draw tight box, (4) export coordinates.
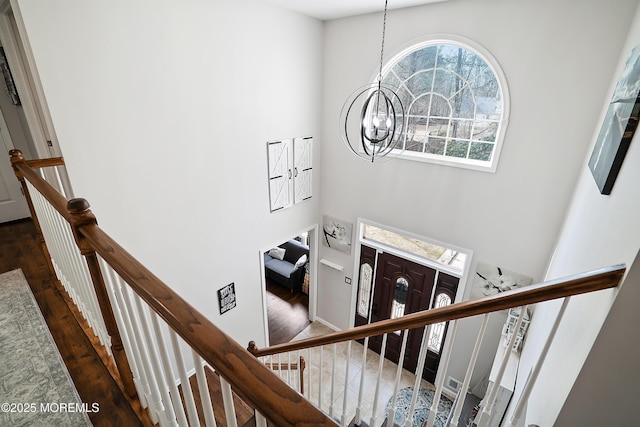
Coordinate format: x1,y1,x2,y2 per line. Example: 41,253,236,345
265,258,296,279
294,254,307,269
280,239,309,264
268,247,286,260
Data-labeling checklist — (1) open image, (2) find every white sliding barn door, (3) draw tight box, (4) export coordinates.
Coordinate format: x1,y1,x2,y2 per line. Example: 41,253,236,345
293,137,312,204
267,139,292,212
267,136,313,212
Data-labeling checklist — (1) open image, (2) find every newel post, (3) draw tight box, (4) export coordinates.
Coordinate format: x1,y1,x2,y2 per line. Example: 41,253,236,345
67,198,138,400
9,149,58,279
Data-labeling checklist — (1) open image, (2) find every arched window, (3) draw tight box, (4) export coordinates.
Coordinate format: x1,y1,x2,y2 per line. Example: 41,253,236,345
381,36,509,171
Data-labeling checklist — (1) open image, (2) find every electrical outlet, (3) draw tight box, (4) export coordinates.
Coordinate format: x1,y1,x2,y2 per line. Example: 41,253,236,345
345,277,352,285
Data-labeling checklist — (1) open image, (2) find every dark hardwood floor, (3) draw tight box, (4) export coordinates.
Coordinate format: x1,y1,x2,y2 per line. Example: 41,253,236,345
0,219,149,426
266,280,311,345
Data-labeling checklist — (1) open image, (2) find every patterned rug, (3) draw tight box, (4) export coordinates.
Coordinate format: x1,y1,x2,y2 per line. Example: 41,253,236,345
385,386,453,427
0,269,92,426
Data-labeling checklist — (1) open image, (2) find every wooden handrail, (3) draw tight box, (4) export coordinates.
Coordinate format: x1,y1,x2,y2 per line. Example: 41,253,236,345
78,221,334,426
249,264,625,358
11,150,72,222
26,157,65,168
10,150,337,427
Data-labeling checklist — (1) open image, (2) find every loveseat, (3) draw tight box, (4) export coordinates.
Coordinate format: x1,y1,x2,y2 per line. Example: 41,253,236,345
264,239,309,292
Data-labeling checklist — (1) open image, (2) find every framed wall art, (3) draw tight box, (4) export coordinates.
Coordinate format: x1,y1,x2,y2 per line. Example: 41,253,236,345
322,215,353,254
217,283,237,315
469,262,533,300
588,44,640,195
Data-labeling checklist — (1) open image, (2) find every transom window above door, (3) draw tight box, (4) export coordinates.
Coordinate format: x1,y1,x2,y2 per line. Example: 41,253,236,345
362,223,467,275
381,36,509,172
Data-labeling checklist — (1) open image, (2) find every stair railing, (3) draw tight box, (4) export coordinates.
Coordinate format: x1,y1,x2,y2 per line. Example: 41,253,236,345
10,150,338,427
249,263,625,427
10,149,626,427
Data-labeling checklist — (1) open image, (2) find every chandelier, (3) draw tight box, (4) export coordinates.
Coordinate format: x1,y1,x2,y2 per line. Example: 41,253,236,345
340,0,405,163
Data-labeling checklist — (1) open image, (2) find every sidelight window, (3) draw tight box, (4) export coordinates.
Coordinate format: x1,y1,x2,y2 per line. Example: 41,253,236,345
357,263,373,318
427,293,452,352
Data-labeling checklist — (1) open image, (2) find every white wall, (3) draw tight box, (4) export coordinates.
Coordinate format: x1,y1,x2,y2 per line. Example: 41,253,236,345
320,0,638,389
16,0,323,348
554,250,640,427
516,2,640,425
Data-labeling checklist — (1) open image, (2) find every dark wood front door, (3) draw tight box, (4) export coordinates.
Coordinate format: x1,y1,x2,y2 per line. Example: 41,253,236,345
354,248,460,384
367,252,436,372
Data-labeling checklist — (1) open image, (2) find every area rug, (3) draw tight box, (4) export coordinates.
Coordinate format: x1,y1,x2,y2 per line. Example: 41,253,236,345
385,386,453,427
0,269,92,426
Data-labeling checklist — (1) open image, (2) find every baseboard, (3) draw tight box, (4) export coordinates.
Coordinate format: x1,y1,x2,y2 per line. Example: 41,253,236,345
314,316,340,332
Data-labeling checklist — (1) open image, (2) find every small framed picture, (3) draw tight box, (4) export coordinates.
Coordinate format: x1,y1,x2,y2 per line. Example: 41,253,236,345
217,283,237,315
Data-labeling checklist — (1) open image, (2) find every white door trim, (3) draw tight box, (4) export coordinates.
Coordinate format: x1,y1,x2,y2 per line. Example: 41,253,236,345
0,0,58,158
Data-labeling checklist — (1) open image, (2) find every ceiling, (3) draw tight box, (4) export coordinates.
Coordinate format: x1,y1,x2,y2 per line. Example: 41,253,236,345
265,0,450,21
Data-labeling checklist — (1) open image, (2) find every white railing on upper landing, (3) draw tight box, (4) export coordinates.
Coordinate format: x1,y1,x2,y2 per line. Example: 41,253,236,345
26,178,112,352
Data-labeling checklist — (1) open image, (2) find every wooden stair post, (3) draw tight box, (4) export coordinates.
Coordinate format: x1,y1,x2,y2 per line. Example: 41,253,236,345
9,149,58,281
66,197,138,400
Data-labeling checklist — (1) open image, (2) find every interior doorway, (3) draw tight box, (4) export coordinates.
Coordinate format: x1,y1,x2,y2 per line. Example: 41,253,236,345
262,226,317,346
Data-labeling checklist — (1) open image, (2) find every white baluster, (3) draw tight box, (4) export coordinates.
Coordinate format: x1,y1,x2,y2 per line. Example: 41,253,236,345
193,352,217,427
99,259,144,402
255,411,267,427
121,285,164,424
318,345,324,410
405,326,432,427
477,307,528,427
450,314,490,427
306,347,312,401
296,350,302,393
355,337,369,425
426,320,459,427
220,376,239,427
150,314,188,426
369,333,388,427
287,351,292,386
340,340,352,427
135,298,177,426
111,273,152,409
388,330,410,426
329,343,337,418
508,298,570,427
170,331,200,426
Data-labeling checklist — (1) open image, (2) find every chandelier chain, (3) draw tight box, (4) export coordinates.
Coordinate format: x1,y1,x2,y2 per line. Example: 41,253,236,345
378,0,389,82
